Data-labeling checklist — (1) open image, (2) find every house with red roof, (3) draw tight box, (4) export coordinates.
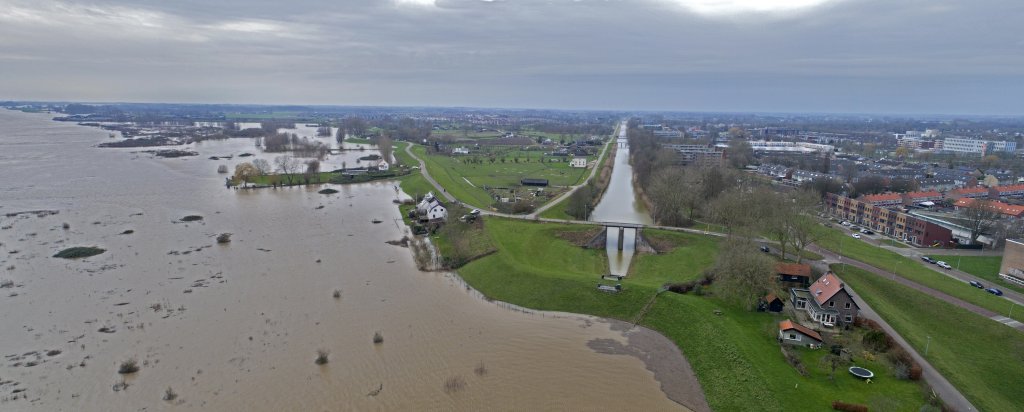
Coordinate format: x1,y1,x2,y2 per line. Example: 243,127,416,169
859,192,903,207
948,186,991,200
778,319,823,347
789,272,860,327
954,198,1024,218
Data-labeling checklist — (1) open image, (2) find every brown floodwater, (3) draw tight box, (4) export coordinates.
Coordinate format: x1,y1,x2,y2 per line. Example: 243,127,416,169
0,110,699,411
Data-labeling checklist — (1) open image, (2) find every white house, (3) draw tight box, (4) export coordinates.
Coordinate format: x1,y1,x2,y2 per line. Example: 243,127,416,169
570,158,588,168
376,160,389,171
416,192,448,221
452,147,470,155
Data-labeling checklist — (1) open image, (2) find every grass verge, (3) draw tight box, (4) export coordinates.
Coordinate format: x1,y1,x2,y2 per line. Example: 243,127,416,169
835,264,1024,411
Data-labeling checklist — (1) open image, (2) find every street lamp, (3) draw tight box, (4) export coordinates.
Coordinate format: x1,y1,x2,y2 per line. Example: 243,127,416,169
925,335,931,356
892,261,900,281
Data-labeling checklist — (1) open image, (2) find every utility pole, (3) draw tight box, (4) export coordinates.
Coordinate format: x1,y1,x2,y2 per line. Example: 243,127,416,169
925,335,931,356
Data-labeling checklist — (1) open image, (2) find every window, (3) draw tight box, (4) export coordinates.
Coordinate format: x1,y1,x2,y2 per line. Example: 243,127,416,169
788,333,798,341
845,302,851,309
845,315,853,323
828,301,835,307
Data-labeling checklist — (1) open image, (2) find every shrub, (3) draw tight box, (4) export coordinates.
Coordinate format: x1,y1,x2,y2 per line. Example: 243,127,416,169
318,188,339,194
373,331,384,344
332,289,341,299
180,215,203,222
118,358,139,374
831,400,869,412
315,349,329,365
53,247,106,259
474,362,488,377
163,387,177,401
443,375,467,393
862,330,890,352
216,233,232,244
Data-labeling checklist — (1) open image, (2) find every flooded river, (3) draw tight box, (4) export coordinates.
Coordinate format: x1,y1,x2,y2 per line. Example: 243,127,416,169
0,110,692,411
590,121,653,276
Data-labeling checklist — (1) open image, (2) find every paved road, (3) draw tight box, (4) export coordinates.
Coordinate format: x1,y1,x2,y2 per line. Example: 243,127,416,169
810,245,1024,332
404,142,456,203
831,224,1024,307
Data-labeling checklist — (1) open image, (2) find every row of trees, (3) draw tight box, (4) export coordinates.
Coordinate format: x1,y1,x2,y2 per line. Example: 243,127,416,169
232,156,320,186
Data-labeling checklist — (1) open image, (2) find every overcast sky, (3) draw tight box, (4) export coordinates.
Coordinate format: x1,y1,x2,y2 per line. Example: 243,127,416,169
1,0,1021,114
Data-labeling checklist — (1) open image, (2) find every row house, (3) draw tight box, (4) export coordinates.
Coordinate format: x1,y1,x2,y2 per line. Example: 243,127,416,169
992,184,1024,199
948,187,990,200
859,193,903,208
953,198,1024,219
824,193,953,247
903,191,943,205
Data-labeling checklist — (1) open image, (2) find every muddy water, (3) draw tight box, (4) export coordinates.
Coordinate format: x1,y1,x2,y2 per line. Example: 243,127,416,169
0,110,689,411
590,121,652,276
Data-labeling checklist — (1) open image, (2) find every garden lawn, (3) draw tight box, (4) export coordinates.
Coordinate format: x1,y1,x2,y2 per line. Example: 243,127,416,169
930,255,1024,294
643,293,928,412
836,265,1024,412
538,138,613,221
815,225,1024,322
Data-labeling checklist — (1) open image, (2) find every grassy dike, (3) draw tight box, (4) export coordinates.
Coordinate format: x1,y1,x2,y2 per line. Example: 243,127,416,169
835,264,1024,412
815,225,1024,322
449,218,928,411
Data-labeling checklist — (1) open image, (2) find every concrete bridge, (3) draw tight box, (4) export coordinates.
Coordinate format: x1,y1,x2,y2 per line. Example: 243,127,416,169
598,222,644,251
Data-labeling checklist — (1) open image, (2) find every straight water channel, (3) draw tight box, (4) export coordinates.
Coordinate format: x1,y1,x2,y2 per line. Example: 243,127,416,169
589,121,654,276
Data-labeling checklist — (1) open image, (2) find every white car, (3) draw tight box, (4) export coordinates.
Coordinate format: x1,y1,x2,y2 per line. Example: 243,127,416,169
841,221,851,226
851,233,861,239
936,261,952,269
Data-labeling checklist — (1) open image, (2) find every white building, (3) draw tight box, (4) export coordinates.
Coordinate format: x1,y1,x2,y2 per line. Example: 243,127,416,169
748,141,834,154
416,192,448,221
375,160,389,171
570,158,588,168
452,147,470,155
942,137,1016,155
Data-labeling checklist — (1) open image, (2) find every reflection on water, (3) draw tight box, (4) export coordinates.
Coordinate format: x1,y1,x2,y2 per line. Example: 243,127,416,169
591,122,652,276
0,110,687,411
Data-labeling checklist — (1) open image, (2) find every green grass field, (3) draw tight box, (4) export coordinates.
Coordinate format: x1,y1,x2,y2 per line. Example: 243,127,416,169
815,225,1024,322
930,255,1024,294
538,139,613,220
454,218,930,411
836,265,1024,412
412,145,591,209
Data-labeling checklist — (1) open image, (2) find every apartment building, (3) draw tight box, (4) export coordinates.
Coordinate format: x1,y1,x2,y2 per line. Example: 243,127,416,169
824,193,953,247
942,137,1017,156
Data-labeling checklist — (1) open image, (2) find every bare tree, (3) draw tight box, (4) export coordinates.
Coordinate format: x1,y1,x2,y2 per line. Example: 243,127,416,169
376,135,393,166
274,155,300,185
711,237,774,310
252,159,271,176
960,199,1000,244
305,160,321,183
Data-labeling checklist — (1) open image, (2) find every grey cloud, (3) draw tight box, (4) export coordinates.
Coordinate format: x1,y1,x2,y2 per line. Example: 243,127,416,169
0,0,1021,114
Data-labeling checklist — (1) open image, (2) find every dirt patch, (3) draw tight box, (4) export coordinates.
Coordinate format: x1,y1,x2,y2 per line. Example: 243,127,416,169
555,227,604,247
590,319,711,412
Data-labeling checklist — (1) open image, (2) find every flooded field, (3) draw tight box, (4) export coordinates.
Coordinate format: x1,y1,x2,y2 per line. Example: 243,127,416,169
0,110,691,411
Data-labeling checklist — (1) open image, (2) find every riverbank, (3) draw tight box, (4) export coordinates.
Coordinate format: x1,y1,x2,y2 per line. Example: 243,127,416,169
413,214,938,411
230,170,406,188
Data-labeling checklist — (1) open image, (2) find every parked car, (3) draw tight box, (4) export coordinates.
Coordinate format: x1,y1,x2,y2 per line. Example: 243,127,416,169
851,233,861,239
760,245,771,253
841,221,851,226
986,288,1004,296
850,226,860,231
863,230,875,235
969,280,984,288
936,261,952,269
921,256,936,264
